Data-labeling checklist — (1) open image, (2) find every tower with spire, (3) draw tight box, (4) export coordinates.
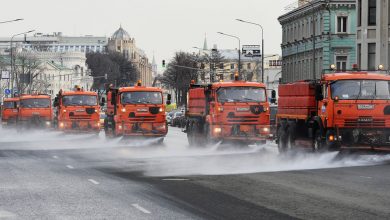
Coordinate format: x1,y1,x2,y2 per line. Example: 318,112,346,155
203,33,208,50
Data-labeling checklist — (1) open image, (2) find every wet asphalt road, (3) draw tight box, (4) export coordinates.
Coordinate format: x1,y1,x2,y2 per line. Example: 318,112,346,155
0,127,390,219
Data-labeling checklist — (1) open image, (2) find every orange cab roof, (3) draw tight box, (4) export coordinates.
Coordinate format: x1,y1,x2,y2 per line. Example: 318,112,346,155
61,90,98,96
118,86,163,93
19,94,51,99
211,81,266,89
323,72,390,81
3,97,20,102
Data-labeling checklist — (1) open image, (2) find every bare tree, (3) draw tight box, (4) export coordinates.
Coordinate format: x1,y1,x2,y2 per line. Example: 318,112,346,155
161,52,198,106
12,53,45,94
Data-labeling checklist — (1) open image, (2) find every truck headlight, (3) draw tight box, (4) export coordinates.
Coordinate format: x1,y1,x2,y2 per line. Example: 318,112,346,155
118,125,123,130
59,122,65,128
262,127,269,132
159,107,163,112
63,109,67,113
214,127,222,134
45,121,51,126
121,108,126,113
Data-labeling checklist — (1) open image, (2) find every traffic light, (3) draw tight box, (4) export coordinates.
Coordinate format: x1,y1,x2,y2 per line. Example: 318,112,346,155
162,60,166,68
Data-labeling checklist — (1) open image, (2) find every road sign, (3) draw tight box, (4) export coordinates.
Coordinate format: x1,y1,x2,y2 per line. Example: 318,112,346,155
4,89,11,95
242,45,261,58
1,71,10,79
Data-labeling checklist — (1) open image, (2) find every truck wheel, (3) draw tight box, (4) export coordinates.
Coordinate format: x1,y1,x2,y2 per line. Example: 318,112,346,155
277,126,288,153
286,123,296,150
313,130,323,152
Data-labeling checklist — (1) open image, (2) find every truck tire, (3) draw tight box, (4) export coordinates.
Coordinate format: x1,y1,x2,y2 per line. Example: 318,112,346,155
313,130,323,152
286,122,296,150
277,126,288,153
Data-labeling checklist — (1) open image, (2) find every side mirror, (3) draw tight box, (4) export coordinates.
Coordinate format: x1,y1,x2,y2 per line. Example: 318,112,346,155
315,84,324,101
53,97,59,107
111,90,117,105
205,89,212,102
271,90,276,104
100,97,106,106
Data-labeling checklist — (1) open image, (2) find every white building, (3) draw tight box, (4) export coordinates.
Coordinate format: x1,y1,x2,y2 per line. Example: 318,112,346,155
0,32,106,54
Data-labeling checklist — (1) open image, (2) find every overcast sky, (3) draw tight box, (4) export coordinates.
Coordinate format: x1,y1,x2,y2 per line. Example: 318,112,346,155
1,0,293,68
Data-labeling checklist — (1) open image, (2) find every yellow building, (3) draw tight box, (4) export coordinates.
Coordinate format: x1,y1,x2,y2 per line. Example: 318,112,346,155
107,26,153,86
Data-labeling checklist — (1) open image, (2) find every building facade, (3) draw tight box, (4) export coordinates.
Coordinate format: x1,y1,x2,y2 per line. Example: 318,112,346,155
279,0,356,83
107,26,153,86
0,32,106,54
356,0,390,70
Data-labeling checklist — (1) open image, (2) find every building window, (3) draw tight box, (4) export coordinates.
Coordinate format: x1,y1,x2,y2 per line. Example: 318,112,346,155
357,44,361,68
358,0,362,26
368,0,377,26
336,56,347,71
337,16,347,33
230,63,235,69
368,43,376,70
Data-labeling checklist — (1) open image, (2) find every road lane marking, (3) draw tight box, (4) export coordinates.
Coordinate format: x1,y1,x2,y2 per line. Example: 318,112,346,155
131,204,151,214
162,178,189,181
53,155,59,159
360,176,372,179
66,165,74,169
0,210,16,218
88,179,99,185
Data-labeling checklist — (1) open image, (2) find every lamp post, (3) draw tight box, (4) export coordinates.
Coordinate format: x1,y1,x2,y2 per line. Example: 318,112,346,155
0,18,23,24
9,30,35,96
217,32,241,75
236,19,264,83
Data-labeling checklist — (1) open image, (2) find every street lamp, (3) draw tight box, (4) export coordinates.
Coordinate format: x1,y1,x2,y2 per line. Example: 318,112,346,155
0,18,23,24
217,32,241,75
236,19,264,83
9,30,35,96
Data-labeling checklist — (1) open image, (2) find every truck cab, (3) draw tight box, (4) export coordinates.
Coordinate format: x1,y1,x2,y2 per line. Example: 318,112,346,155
316,72,390,149
1,97,20,126
54,87,100,133
18,94,52,128
277,71,390,152
186,78,271,146
104,82,167,141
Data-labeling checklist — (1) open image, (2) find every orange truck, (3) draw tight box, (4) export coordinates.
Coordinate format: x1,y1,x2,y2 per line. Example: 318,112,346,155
1,97,20,126
276,71,390,152
53,87,100,133
17,94,52,128
185,76,271,146
103,82,168,141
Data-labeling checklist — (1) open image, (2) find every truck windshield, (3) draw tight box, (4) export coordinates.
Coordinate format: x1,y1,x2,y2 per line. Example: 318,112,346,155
121,92,162,104
20,99,50,108
331,80,390,100
217,87,266,103
62,95,98,106
3,101,16,109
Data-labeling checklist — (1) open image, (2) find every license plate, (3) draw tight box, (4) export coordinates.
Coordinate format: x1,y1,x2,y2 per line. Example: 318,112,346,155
32,112,40,115
240,125,252,132
358,118,373,122
357,104,374,110
137,108,148,112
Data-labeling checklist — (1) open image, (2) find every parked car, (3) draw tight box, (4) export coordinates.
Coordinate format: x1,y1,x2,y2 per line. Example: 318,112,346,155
171,111,183,127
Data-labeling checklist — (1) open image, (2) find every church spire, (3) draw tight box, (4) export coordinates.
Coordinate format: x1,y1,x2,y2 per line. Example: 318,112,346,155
203,33,208,50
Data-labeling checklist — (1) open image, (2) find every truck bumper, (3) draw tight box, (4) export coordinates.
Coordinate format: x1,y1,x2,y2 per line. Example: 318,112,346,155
210,124,270,142
116,122,167,137
334,128,390,148
18,119,52,129
59,120,100,132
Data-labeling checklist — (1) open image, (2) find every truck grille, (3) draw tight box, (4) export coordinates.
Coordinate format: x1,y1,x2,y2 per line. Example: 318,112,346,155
344,118,385,128
69,115,92,120
128,116,156,122
227,114,259,123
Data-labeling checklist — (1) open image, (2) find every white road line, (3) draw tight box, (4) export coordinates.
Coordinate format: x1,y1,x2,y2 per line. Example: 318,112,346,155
53,155,59,159
0,210,16,218
131,204,151,214
162,178,189,181
66,165,74,169
88,179,100,185
360,176,373,179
